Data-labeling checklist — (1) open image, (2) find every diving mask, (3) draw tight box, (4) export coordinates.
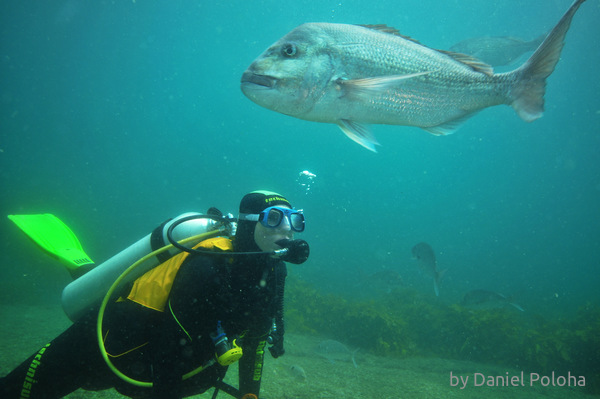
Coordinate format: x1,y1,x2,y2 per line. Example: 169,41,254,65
240,206,305,232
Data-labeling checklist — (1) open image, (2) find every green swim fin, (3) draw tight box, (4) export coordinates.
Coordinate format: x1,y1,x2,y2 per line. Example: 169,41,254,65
8,213,94,271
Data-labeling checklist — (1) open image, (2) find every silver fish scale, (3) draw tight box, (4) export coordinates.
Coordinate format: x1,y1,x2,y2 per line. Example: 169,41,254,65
326,26,444,75
310,23,510,126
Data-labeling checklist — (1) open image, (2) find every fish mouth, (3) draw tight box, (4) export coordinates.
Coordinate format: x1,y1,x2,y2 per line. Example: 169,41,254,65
241,71,276,89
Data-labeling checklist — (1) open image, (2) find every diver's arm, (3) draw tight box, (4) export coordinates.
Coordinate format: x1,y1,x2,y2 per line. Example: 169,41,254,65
238,261,288,398
149,312,184,399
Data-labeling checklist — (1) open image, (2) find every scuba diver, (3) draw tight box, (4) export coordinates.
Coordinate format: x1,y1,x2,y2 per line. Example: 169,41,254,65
0,190,309,399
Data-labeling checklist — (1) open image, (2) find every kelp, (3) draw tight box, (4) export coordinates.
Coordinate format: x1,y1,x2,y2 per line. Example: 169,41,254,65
285,279,600,393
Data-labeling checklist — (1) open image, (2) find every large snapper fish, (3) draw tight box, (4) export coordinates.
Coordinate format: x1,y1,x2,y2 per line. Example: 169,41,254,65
241,0,587,152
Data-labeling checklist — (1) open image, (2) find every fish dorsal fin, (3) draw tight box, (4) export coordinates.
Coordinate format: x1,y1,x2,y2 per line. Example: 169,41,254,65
359,24,423,45
437,50,494,76
360,24,401,35
359,24,494,76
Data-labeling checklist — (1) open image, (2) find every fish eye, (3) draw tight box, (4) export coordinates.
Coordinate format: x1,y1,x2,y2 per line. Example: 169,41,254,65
281,43,297,57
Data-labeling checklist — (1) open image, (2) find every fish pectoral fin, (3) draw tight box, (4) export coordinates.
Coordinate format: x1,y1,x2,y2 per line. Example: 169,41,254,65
339,71,433,97
509,302,525,312
337,119,380,152
422,111,480,136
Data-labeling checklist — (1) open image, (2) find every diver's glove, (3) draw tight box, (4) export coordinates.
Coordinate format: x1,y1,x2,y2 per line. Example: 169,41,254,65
268,337,285,358
274,239,309,264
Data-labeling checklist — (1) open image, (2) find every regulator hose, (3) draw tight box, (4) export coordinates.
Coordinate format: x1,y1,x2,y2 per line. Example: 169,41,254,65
96,229,223,387
168,215,310,262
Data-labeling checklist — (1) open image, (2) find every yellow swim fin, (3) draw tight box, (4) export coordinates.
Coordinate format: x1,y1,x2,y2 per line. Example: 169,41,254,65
8,214,94,272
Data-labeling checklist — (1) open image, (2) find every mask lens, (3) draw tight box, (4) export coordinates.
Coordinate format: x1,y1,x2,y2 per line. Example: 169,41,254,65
266,208,284,227
258,207,305,232
289,213,305,232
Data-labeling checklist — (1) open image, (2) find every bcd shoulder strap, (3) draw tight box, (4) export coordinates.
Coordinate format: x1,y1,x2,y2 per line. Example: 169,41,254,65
126,237,233,311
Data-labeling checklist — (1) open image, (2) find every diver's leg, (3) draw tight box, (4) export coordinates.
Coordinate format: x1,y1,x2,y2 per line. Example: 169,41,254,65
0,313,113,398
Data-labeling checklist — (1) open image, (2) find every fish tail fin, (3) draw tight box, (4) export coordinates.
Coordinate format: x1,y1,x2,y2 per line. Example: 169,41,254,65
351,348,359,368
505,291,525,312
509,302,525,312
510,0,586,122
527,32,547,50
433,269,447,297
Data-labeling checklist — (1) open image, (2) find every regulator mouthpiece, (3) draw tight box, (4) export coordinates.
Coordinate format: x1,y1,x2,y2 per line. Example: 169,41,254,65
274,239,309,264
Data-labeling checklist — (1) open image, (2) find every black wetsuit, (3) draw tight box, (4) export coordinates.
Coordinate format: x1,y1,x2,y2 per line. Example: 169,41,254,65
0,250,287,399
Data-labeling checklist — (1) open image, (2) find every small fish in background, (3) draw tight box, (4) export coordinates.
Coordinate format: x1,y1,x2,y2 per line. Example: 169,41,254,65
288,364,307,382
448,33,546,67
316,339,359,368
411,242,447,297
461,289,525,312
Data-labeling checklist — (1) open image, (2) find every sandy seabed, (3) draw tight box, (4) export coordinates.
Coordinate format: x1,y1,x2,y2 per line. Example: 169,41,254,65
1,304,595,399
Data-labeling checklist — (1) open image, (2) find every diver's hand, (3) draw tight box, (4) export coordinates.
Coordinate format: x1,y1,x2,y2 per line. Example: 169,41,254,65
268,339,285,358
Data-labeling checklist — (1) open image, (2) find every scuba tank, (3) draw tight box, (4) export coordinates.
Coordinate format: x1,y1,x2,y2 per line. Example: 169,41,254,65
61,212,234,321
